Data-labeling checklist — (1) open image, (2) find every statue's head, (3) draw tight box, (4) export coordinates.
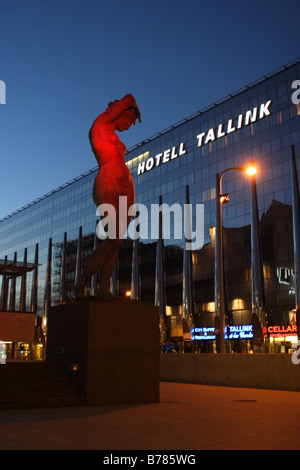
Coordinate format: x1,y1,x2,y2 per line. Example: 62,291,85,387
108,100,140,131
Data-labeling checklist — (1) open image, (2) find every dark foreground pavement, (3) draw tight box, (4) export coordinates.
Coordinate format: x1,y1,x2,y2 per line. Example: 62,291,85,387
0,382,299,451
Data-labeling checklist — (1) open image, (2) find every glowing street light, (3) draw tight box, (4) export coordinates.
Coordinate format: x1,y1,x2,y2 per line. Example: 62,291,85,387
219,165,257,203
245,165,257,175
215,163,257,354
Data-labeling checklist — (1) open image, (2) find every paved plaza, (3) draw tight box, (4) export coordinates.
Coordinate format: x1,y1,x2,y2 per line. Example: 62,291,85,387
0,381,299,451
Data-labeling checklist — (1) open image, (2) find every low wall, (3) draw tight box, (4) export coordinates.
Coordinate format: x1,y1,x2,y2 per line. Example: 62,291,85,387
0,311,36,343
160,353,300,391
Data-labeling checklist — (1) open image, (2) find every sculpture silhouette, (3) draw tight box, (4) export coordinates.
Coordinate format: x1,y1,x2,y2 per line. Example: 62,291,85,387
74,94,141,297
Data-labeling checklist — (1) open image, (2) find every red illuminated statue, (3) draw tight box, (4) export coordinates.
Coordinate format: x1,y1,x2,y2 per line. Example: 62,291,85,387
74,94,141,297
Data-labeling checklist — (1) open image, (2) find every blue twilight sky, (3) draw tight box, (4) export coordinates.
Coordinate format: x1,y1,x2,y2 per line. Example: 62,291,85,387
0,0,299,219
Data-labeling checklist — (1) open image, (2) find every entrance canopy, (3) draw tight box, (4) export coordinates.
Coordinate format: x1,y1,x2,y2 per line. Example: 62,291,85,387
0,259,37,278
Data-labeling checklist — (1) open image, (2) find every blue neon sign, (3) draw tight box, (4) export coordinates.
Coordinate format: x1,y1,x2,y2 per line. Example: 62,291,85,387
191,327,216,341
191,325,253,340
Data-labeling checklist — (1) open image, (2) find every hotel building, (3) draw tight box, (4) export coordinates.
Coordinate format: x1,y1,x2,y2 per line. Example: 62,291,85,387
0,59,299,356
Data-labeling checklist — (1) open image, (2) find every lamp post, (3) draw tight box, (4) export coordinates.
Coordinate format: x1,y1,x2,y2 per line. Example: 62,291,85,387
215,164,257,353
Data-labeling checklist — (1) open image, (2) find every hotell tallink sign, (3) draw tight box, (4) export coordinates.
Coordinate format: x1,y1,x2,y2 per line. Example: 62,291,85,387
137,100,272,175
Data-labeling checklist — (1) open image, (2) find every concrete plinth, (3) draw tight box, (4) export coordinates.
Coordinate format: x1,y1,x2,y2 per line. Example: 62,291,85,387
46,296,160,405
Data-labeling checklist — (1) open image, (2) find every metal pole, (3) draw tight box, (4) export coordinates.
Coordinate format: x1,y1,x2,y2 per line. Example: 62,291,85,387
31,244,38,313
9,252,17,311
290,145,300,331
215,173,226,353
250,168,266,328
43,238,52,325
59,232,67,303
91,223,98,296
19,247,27,311
155,195,165,317
1,255,8,311
182,185,194,325
131,237,140,300
75,226,82,288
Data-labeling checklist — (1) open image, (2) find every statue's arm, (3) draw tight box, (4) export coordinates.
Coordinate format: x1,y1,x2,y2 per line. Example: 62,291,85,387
101,94,141,123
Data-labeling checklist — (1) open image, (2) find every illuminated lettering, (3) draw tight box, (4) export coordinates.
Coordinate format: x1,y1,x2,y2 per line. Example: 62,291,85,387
155,153,162,166
217,124,225,138
163,148,171,163
192,325,254,340
227,119,236,133
137,161,145,175
146,157,154,171
237,113,243,129
259,100,272,118
196,100,272,148
137,101,272,175
196,132,206,147
191,327,216,340
226,325,253,339
136,142,186,175
171,146,178,159
178,142,186,156
264,324,298,337
205,128,216,144
277,267,295,284
244,107,258,125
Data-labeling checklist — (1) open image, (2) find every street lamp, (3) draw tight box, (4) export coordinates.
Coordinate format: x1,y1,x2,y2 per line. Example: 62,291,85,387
215,164,257,353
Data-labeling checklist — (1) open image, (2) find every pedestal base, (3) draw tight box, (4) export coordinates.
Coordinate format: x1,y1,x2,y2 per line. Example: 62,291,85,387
46,296,160,405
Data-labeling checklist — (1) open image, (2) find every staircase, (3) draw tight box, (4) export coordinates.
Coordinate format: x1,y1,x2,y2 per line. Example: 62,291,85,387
0,361,85,410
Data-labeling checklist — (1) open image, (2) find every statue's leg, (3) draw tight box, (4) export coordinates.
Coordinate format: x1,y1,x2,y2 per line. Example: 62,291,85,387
97,239,120,295
74,191,133,298
74,238,120,298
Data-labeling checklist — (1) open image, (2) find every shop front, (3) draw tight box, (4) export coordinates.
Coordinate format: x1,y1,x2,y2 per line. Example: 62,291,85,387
191,324,255,353
263,324,298,354
0,311,43,361
192,323,298,354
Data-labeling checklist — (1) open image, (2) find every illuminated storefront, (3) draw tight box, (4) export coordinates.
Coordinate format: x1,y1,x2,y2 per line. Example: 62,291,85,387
0,59,299,355
263,324,298,353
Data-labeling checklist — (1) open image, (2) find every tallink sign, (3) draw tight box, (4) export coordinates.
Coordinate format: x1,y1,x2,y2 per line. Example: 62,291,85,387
136,100,272,176
192,325,254,341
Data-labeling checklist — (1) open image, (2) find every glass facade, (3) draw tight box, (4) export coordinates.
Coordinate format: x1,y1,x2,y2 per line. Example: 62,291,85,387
0,59,299,354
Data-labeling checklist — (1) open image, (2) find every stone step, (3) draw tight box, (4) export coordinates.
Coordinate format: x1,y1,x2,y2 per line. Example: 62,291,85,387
0,384,78,399
0,377,70,390
0,361,85,410
0,395,85,410
0,363,63,379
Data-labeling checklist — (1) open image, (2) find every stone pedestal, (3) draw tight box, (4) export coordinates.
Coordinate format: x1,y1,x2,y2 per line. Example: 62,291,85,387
46,296,160,405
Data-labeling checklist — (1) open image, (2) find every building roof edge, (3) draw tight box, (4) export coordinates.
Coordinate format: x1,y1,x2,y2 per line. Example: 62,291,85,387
1,57,299,224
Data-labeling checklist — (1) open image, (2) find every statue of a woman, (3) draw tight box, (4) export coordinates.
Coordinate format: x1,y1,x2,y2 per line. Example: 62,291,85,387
74,94,141,297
